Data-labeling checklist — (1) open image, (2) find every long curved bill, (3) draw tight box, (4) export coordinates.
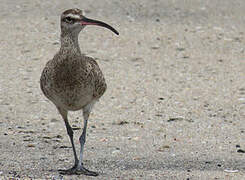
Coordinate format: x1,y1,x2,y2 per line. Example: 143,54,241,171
80,16,119,35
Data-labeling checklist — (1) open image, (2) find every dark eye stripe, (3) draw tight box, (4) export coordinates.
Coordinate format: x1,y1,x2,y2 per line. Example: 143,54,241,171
65,17,73,23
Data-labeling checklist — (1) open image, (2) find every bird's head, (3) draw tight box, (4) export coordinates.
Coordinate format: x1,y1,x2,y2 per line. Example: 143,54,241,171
61,8,119,35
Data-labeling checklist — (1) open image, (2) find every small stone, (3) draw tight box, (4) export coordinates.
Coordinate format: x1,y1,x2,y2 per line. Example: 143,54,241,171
162,145,170,148
27,144,35,147
176,47,185,51
55,135,63,139
151,46,160,50
167,117,184,122
51,118,59,122
237,149,245,153
133,157,140,160
53,139,61,143
52,42,59,45
40,157,47,160
224,169,239,173
43,136,52,139
132,137,139,141
17,126,25,129
19,130,35,134
100,138,108,142
112,150,120,154
117,121,129,125
158,145,170,152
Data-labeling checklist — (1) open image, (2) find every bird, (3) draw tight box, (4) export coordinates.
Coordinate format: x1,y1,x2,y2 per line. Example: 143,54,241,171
40,8,119,176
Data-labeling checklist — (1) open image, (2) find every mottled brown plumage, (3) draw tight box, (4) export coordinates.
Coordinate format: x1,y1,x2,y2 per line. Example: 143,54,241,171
40,8,118,176
41,51,107,111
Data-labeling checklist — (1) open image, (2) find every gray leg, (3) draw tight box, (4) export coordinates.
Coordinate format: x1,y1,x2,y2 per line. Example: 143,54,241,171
75,101,98,176
57,102,98,176
78,109,89,166
57,107,78,169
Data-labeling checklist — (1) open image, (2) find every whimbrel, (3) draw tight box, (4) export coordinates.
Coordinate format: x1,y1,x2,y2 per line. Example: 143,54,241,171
40,8,119,176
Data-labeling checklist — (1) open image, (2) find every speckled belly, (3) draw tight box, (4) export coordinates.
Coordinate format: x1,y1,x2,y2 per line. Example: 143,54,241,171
52,88,94,111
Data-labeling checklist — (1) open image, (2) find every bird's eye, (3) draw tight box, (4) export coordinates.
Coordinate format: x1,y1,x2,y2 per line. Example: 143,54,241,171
65,17,73,23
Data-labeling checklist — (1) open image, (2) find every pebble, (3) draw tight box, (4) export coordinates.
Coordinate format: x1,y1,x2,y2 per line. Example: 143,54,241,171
55,135,63,139
117,121,129,125
133,157,141,160
158,145,170,152
151,46,160,50
51,118,59,122
224,169,239,173
112,150,120,154
27,144,35,147
43,136,52,139
18,130,35,134
100,138,108,142
132,137,139,141
167,117,184,122
23,139,33,142
176,47,185,51
237,149,245,153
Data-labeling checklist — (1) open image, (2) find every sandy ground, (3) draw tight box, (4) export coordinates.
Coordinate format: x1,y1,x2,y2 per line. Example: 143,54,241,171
0,0,245,179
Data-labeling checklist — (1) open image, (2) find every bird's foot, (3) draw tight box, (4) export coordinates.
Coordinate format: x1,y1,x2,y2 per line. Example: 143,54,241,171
59,165,98,176
58,166,77,175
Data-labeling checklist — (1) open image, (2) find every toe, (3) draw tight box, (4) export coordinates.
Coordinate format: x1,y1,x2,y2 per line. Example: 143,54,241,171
77,167,99,176
58,166,76,175
58,166,98,176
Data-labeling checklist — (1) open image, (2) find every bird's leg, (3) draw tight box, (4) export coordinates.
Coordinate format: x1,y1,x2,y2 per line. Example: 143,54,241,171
78,115,88,166
57,107,79,174
74,101,98,176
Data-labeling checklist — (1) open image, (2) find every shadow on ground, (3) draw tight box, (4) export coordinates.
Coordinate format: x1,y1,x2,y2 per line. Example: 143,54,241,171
95,157,245,172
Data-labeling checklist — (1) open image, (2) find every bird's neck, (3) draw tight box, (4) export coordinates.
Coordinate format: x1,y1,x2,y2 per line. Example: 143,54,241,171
60,31,81,55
